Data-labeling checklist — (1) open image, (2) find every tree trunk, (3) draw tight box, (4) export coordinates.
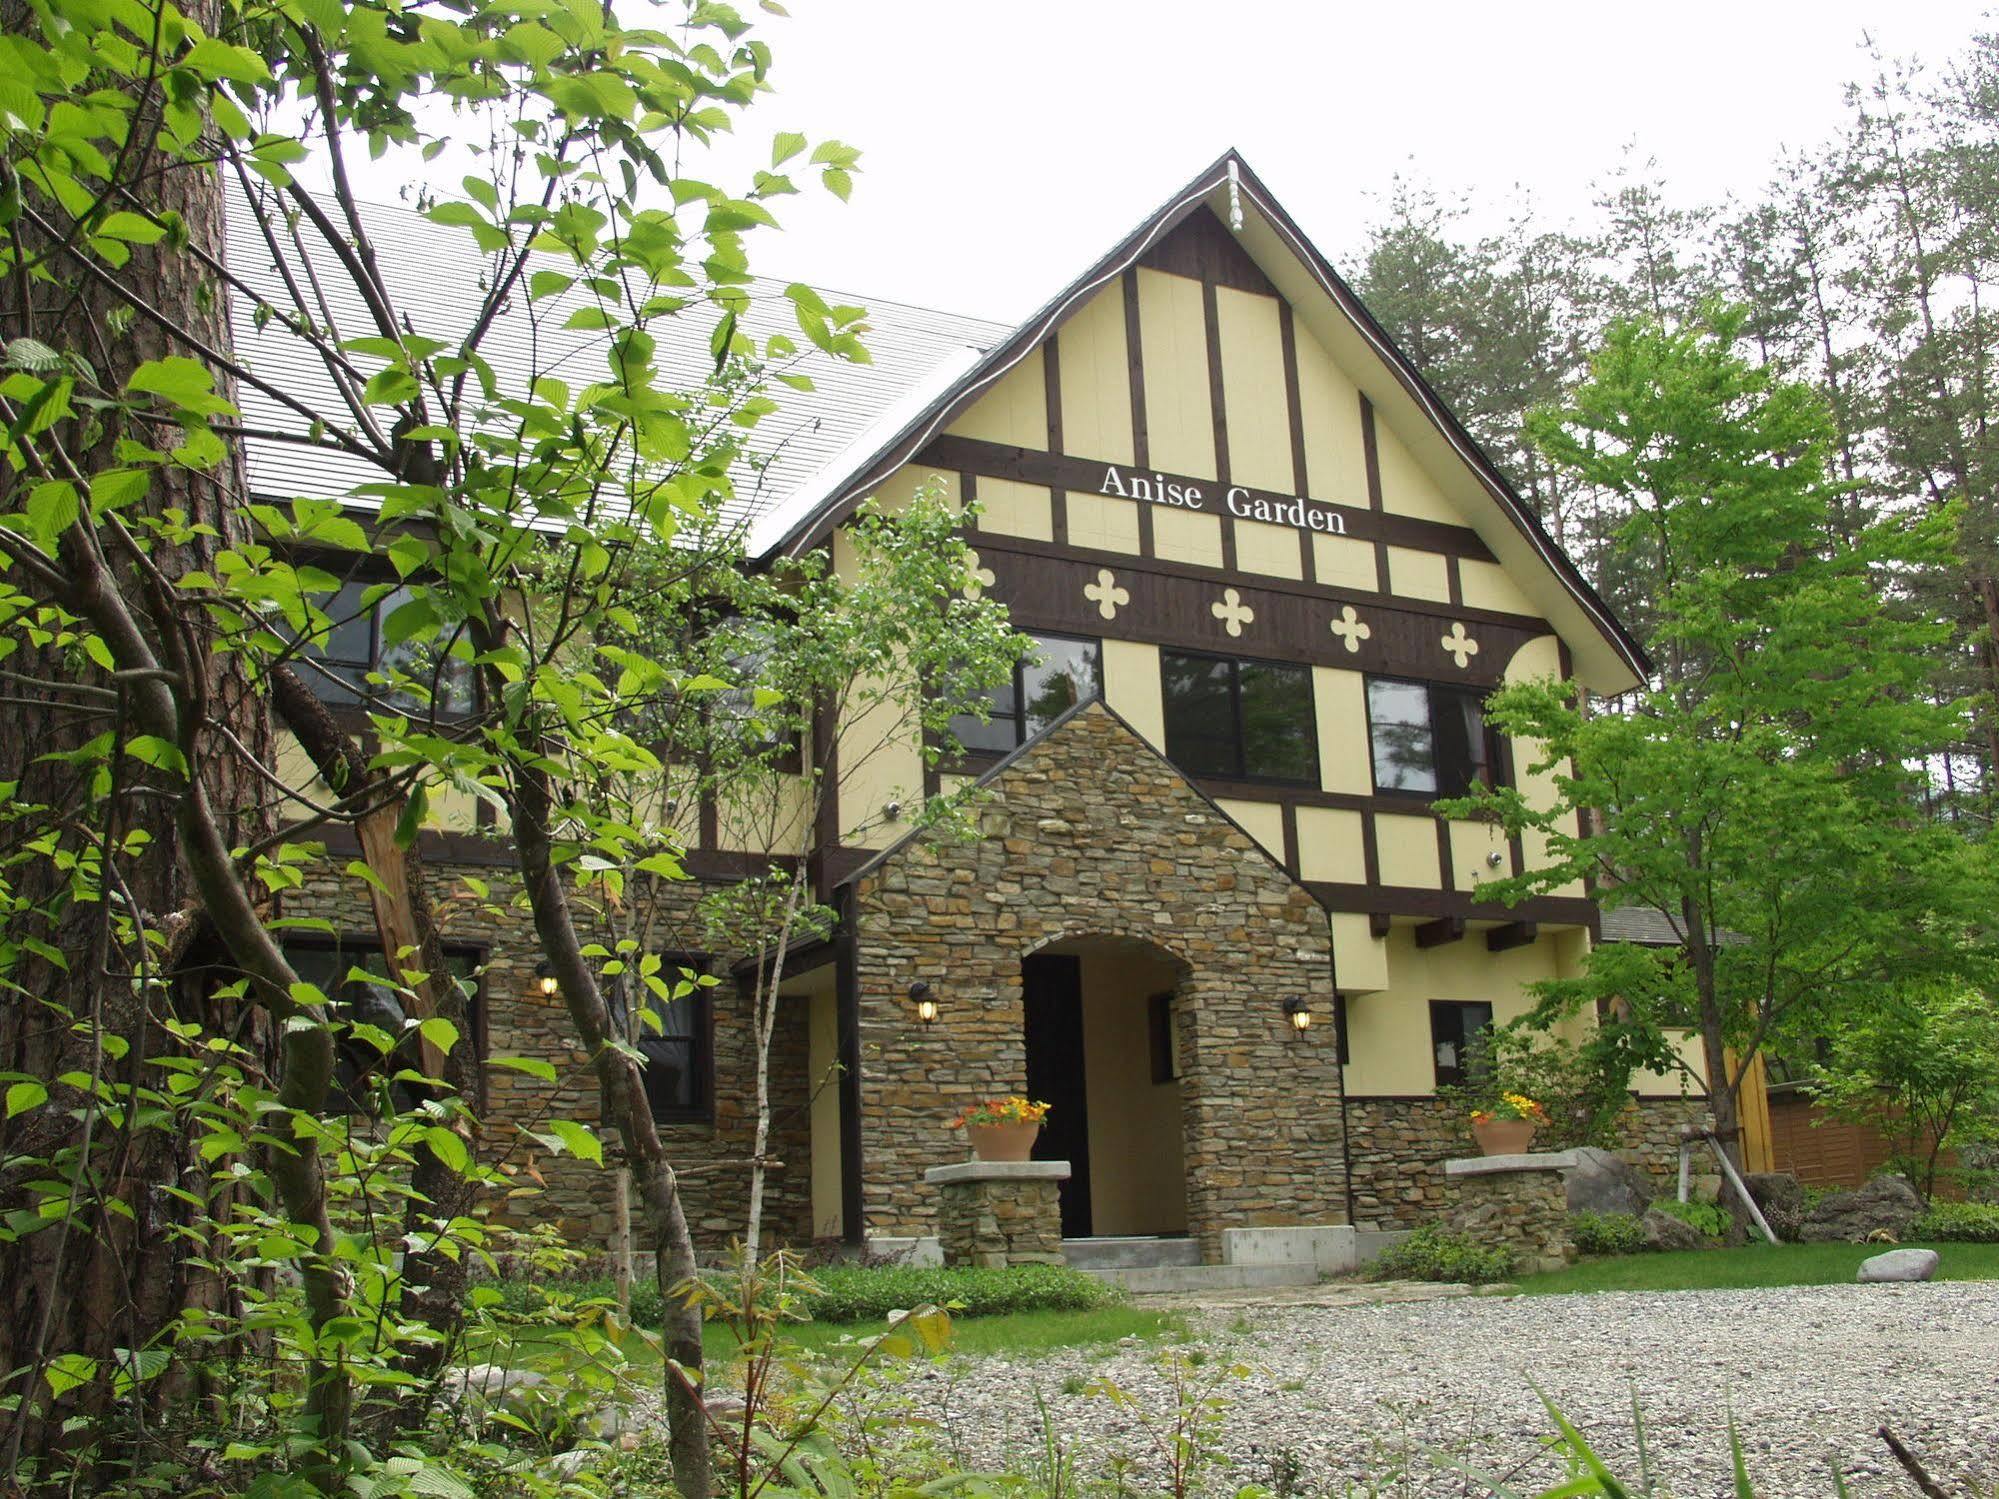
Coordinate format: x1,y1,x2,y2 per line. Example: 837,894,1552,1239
0,0,281,1478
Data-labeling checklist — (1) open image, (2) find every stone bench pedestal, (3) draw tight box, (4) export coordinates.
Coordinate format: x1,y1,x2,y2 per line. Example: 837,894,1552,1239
923,1160,1070,1268
1444,1150,1580,1275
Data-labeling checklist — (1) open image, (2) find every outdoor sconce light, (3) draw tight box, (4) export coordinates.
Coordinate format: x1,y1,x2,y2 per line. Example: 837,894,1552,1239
909,980,938,1025
1283,996,1312,1035
536,961,559,999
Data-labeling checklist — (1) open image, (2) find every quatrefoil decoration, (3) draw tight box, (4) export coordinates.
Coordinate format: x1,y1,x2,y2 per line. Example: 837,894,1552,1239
1084,568,1130,621
1440,621,1480,670
1329,604,1371,654
963,549,997,598
1210,588,1255,638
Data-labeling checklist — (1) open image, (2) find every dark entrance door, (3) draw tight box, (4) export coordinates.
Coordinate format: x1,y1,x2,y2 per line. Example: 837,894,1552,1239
1022,952,1092,1238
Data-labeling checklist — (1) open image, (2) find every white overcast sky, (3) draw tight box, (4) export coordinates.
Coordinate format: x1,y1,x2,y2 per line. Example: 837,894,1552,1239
682,0,1991,323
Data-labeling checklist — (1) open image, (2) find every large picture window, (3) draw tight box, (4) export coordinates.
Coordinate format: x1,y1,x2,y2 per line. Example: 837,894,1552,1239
1366,677,1501,797
1160,649,1317,784
948,633,1101,755
1430,1000,1494,1088
283,937,484,1113
297,580,474,716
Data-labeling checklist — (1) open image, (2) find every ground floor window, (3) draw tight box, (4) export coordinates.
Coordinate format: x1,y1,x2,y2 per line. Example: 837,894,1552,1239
613,955,714,1123
282,937,484,1112
948,632,1101,754
1429,999,1494,1087
1160,649,1316,783
1366,676,1499,797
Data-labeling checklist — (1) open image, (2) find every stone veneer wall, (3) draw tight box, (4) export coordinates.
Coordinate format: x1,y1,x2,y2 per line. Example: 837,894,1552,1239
280,857,813,1252
849,703,1343,1261
1346,1093,1712,1231
1448,1157,1575,1274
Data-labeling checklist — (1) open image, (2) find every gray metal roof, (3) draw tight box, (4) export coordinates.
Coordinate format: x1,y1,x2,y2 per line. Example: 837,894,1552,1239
226,193,1010,535
1599,905,1688,947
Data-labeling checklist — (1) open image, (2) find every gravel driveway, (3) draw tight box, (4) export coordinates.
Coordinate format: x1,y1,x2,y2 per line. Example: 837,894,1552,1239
905,1283,1999,1498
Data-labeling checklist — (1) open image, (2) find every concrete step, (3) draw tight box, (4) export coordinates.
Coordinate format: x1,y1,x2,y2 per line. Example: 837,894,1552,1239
1062,1236,1201,1270
1076,1261,1321,1295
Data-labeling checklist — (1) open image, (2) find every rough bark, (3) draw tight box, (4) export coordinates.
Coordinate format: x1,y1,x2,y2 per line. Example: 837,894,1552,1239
0,0,285,1476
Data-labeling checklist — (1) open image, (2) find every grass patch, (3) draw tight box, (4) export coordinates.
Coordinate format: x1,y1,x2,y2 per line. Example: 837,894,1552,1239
1513,1239,1999,1296
469,1304,1184,1379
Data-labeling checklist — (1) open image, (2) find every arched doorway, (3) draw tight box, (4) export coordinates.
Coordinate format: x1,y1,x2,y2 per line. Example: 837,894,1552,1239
1022,935,1189,1240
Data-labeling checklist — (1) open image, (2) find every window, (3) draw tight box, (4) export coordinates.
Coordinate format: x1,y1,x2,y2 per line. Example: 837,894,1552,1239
297,580,474,715
283,937,484,1113
1160,650,1317,784
948,633,1101,755
609,955,713,1123
1333,994,1351,1067
1147,992,1181,1084
1366,677,1500,797
1430,1000,1494,1088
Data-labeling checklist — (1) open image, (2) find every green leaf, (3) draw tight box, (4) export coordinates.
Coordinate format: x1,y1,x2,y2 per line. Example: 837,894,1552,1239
545,1119,602,1165
181,36,271,85
771,130,807,166
6,1081,47,1118
491,1055,557,1083
93,211,165,245
123,735,189,777
418,1016,459,1056
423,1125,469,1173
44,1352,96,1398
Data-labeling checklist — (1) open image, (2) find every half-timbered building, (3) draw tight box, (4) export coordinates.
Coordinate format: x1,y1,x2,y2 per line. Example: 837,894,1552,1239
252,153,1723,1271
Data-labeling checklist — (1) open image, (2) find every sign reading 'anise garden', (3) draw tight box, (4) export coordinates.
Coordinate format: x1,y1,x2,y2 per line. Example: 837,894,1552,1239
1096,464,1348,535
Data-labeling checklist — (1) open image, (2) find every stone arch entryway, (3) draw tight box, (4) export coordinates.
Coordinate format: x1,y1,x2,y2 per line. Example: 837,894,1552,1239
1022,931,1192,1240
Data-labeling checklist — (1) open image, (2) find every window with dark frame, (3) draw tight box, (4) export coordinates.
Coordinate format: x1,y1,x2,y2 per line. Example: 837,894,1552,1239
1333,994,1351,1067
281,937,485,1113
1429,1000,1494,1088
1147,992,1181,1084
1365,676,1501,797
948,633,1102,756
611,954,714,1123
296,579,474,716
1160,649,1317,784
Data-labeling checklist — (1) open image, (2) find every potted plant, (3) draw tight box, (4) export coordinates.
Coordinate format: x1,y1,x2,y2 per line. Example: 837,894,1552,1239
952,1097,1051,1162
1470,1092,1549,1156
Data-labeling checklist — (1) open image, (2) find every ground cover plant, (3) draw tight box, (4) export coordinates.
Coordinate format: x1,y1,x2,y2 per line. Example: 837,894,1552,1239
1911,1201,1999,1242
487,1261,1124,1328
1369,1225,1516,1285
1569,1210,1648,1256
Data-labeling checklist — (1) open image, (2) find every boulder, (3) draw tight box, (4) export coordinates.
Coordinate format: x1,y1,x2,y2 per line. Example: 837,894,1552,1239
1743,1172,1806,1241
1565,1148,1653,1217
1798,1174,1925,1244
1857,1247,1939,1283
441,1363,547,1409
1642,1205,1710,1253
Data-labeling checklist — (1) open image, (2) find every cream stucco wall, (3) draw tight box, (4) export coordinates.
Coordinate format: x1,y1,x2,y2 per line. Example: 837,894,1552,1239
1080,948,1188,1235
1136,268,1217,480
1057,283,1135,465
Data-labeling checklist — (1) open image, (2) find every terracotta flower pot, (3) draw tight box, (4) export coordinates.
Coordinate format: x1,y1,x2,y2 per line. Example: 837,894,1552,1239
966,1122,1040,1162
1473,1117,1538,1156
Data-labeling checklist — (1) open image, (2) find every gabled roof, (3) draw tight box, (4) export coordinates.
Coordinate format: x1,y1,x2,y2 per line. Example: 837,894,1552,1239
748,150,1648,694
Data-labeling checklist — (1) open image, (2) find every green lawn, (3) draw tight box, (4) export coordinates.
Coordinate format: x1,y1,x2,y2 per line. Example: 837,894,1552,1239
469,1303,1183,1381
1512,1240,1999,1295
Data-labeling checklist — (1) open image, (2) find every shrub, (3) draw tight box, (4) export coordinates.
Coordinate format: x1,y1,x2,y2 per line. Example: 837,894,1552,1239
1369,1225,1515,1285
1570,1209,1648,1256
485,1261,1123,1327
1913,1201,1999,1243
1649,1197,1734,1240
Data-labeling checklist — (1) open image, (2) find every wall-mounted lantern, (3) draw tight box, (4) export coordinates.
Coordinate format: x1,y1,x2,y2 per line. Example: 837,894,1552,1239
1282,996,1312,1036
909,980,938,1026
536,960,559,999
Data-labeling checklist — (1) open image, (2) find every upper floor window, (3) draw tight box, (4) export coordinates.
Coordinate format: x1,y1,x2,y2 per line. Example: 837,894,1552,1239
1160,649,1317,785
949,633,1101,756
299,581,474,716
283,937,484,1113
1366,677,1500,796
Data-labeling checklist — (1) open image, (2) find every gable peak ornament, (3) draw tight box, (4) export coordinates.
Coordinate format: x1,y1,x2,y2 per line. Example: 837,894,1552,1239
963,549,997,599
1084,568,1130,621
1211,588,1255,638
1328,604,1371,654
1441,621,1480,670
